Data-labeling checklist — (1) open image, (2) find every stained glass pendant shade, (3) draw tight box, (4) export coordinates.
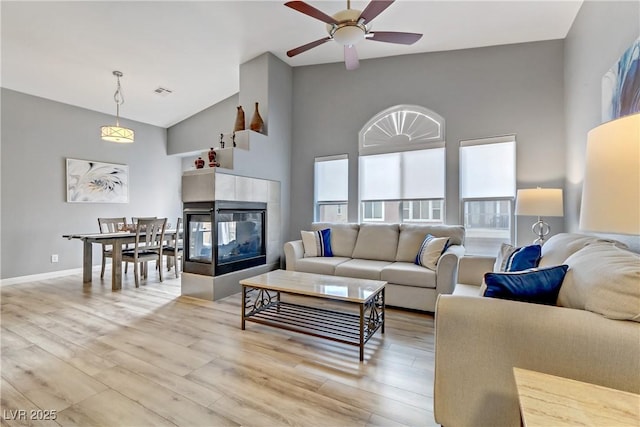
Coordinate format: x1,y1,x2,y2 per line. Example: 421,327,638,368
101,71,134,143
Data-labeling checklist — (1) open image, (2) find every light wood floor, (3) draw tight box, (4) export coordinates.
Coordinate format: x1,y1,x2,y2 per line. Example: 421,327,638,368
1,268,437,427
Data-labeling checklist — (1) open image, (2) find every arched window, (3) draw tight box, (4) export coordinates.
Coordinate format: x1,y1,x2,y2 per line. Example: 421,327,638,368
359,105,445,156
358,105,446,223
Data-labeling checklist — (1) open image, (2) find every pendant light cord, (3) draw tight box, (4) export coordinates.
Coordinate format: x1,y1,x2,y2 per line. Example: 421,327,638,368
113,71,125,126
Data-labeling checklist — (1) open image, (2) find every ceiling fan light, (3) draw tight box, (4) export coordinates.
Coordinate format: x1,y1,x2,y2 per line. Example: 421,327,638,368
101,125,134,143
333,25,365,46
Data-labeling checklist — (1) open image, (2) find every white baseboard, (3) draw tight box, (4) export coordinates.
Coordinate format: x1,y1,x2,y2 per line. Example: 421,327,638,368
0,266,101,287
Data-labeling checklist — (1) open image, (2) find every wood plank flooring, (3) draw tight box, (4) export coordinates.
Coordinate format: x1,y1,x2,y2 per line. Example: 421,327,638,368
1,269,437,426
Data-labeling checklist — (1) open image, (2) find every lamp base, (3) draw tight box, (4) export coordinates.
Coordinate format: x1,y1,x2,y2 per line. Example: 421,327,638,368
531,217,550,245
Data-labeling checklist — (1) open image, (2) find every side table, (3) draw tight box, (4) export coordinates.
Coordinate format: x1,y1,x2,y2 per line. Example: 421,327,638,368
513,367,640,426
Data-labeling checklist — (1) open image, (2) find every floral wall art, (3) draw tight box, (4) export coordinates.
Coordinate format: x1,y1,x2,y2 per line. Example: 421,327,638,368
602,37,640,121
66,158,129,203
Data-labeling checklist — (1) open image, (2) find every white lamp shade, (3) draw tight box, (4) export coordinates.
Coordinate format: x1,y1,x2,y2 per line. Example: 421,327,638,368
515,188,564,217
579,113,640,235
101,125,134,143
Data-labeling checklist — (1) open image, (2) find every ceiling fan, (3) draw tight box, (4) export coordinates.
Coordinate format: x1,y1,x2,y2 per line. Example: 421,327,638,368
284,0,423,70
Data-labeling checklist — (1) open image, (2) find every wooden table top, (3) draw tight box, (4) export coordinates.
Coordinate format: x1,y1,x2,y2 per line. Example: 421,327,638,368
513,367,640,427
239,270,386,303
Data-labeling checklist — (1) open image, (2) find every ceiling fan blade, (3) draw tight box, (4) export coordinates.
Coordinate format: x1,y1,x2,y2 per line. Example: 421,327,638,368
284,1,338,25
367,31,423,45
359,0,395,24
287,37,332,57
344,45,360,71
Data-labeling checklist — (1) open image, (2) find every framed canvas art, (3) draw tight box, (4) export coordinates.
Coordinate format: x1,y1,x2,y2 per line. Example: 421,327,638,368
602,37,640,121
66,158,129,203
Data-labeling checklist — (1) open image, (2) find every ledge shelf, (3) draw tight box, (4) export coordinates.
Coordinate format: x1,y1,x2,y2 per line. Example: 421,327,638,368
193,130,267,171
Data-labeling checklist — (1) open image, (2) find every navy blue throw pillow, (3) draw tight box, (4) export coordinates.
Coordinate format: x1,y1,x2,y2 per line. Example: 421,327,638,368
483,265,569,305
506,244,542,271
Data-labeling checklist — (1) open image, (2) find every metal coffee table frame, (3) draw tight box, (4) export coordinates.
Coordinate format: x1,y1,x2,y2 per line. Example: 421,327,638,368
241,283,385,362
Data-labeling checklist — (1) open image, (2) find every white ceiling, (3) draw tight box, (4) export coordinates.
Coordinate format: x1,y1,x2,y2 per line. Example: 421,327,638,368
1,1,583,128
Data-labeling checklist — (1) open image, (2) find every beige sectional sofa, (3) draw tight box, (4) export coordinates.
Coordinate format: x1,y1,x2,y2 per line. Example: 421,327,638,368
284,222,465,311
434,233,640,427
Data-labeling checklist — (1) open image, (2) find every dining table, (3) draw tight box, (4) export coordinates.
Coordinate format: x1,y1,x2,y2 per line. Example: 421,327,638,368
63,229,178,290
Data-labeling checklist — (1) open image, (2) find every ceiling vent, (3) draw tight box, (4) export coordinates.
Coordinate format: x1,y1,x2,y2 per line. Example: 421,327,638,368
154,87,173,97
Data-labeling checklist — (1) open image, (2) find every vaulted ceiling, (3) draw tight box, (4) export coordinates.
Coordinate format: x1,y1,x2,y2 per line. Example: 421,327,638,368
1,1,582,127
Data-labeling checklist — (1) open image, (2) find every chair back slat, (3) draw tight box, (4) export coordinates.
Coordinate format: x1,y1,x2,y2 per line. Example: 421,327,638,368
171,217,182,249
98,217,127,233
135,218,167,253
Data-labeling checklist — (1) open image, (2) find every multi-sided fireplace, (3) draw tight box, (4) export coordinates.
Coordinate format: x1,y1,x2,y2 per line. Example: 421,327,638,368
183,201,267,277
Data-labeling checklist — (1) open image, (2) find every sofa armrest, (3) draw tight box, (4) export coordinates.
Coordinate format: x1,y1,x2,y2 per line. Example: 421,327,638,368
434,295,640,427
435,244,465,296
457,255,495,286
284,240,304,271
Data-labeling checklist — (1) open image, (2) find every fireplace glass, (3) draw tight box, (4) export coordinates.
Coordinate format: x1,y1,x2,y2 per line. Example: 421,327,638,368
188,214,212,264
217,211,263,267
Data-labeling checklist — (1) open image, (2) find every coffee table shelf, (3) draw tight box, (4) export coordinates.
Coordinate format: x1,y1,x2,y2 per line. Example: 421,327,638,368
240,270,386,361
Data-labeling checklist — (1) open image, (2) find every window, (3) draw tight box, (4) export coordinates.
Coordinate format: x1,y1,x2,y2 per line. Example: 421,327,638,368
359,105,446,223
314,155,348,222
402,200,443,222
362,201,384,221
460,136,516,255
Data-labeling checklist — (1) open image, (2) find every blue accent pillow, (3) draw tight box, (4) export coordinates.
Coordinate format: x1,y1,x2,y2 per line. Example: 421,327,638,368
495,243,542,272
414,234,450,270
300,228,333,257
483,265,569,305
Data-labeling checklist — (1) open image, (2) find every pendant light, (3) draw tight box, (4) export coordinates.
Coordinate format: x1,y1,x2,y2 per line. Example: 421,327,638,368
101,70,134,143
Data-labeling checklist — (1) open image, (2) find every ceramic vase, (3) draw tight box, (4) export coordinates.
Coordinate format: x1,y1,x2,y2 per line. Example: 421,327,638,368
234,106,245,132
195,157,205,169
207,148,219,167
250,102,264,133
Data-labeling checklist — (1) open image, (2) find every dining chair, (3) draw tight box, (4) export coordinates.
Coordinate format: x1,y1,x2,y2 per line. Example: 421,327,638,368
163,217,183,278
131,216,157,225
97,217,128,279
121,218,167,287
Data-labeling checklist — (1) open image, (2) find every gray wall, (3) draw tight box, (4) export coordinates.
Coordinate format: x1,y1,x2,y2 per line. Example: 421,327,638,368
167,93,239,155
564,0,640,251
1,89,182,280
167,53,292,259
289,40,566,245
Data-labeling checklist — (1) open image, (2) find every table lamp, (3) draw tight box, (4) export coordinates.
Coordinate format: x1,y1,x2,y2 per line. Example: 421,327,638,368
515,188,564,244
579,113,640,235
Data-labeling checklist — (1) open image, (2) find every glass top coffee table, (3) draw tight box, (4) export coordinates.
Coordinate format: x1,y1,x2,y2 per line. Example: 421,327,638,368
239,270,386,361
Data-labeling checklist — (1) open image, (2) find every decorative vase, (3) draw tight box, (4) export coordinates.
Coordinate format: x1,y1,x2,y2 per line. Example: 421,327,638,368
195,157,205,169
207,148,219,167
234,106,245,132
250,102,264,133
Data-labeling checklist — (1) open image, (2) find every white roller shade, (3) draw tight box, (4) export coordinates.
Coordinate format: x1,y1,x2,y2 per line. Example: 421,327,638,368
360,148,445,201
315,156,348,202
460,139,515,198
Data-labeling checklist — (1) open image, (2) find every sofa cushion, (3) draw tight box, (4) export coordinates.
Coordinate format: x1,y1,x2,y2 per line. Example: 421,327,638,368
483,265,569,305
558,243,640,322
351,223,399,261
396,224,465,262
396,225,430,262
453,283,483,296
415,234,450,270
538,233,621,268
312,223,359,258
494,243,541,272
334,259,393,280
295,257,351,276
382,262,437,289
300,228,333,257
